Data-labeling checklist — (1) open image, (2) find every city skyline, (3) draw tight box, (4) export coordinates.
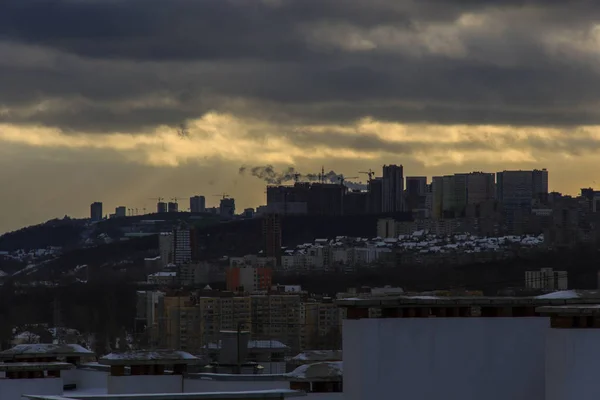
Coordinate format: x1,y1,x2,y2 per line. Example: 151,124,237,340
3,1,600,232
0,163,566,234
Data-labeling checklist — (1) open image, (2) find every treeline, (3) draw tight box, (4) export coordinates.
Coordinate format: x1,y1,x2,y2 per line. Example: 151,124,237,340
196,212,411,259
275,245,600,295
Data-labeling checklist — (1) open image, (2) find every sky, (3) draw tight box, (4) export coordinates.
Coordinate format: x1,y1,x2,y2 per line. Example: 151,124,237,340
2,0,600,233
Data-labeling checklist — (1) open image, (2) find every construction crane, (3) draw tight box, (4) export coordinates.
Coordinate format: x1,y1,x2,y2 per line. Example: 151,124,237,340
338,175,358,186
149,197,164,203
213,193,230,200
359,169,375,182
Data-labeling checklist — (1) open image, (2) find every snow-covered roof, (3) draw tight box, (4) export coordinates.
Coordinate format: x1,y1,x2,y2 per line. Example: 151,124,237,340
0,343,93,359
205,340,288,350
291,350,342,363
99,350,199,365
149,271,177,277
286,361,343,382
535,290,580,299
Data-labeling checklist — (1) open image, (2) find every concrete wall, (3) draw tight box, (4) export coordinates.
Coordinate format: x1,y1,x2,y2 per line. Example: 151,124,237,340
344,317,548,400
71,369,109,391
184,378,288,393
546,329,600,400
108,375,182,394
0,378,63,400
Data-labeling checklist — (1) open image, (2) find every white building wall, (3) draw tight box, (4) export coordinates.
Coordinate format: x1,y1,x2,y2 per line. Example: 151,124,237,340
0,378,63,400
545,329,600,400
72,368,109,390
107,375,182,394
183,378,288,392
343,317,548,400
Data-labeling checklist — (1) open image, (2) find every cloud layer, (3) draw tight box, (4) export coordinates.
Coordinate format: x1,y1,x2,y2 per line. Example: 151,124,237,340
2,0,600,231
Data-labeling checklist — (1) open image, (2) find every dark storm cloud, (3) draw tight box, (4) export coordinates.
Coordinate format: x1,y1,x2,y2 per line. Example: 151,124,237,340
1,0,600,133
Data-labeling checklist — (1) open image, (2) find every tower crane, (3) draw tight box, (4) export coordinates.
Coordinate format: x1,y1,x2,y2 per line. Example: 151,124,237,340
213,193,230,200
359,169,375,182
338,175,359,186
148,197,164,203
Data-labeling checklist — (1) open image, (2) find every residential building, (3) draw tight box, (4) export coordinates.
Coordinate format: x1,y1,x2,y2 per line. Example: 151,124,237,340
157,201,167,213
367,177,383,214
115,206,127,218
220,198,235,218
301,299,342,351
159,232,174,268
251,294,302,353
382,165,404,212
431,176,444,219
226,265,273,292
90,202,103,221
497,170,535,231
467,172,495,205
173,228,196,264
262,214,282,264
405,176,427,212
532,168,549,202
147,271,177,285
190,196,206,213
168,202,179,213
525,268,568,291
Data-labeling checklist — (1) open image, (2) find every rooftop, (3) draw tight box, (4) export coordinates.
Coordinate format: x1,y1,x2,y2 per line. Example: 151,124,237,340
99,350,198,365
290,351,342,363
287,362,343,382
22,390,306,400
0,362,74,371
0,344,94,360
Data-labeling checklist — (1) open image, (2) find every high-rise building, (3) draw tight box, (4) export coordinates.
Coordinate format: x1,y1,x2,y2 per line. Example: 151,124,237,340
173,228,197,265
220,198,235,218
466,172,495,205
367,178,383,214
532,168,549,203
263,214,282,266
496,170,535,230
405,176,427,212
190,196,206,213
90,202,103,222
431,177,444,219
115,206,127,218
382,165,404,212
157,202,168,213
159,232,174,268
167,202,179,213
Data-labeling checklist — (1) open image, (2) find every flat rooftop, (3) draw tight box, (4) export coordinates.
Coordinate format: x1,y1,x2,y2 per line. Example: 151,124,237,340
99,350,199,365
22,389,306,400
0,344,94,360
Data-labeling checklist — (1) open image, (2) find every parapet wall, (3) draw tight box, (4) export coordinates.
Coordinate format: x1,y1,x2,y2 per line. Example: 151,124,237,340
107,374,182,394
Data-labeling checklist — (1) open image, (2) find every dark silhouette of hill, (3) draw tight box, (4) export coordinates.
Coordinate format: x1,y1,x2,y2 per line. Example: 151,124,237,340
0,217,86,251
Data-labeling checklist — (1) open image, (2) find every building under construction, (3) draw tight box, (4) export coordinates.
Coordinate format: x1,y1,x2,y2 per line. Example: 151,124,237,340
266,182,371,216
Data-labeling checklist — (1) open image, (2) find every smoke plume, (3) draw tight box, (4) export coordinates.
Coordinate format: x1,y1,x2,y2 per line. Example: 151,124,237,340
238,164,366,190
